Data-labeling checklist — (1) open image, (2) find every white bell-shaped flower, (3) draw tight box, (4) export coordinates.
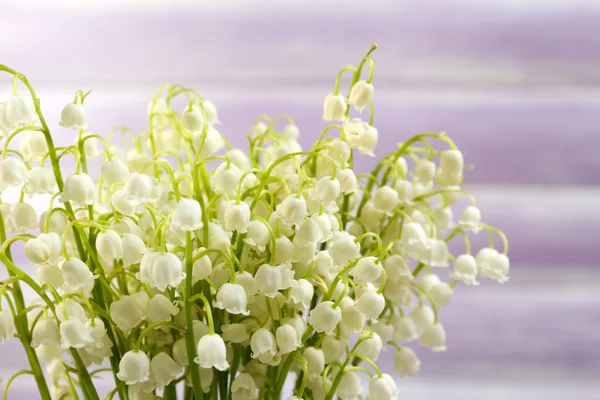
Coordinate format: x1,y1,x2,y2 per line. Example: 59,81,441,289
201,100,219,125
413,159,436,185
117,350,150,384
435,167,462,187
30,318,60,348
140,252,184,292
276,195,307,227
3,202,36,233
448,254,477,285
429,282,453,308
224,201,251,233
355,332,383,361
172,198,203,232
146,294,179,323
391,315,419,342
124,172,156,205
221,323,250,344
373,186,399,213
211,162,242,196
371,321,393,345
328,232,360,266
420,322,447,352
25,166,56,196
345,120,378,156
477,249,510,283
24,232,62,265
55,298,87,323
310,176,341,205
410,305,435,330
0,157,29,190
307,301,341,334
289,279,313,310
323,93,347,121
96,230,123,263
336,168,358,194
250,328,276,359
110,189,135,216
101,159,130,186
356,288,385,322
61,257,97,297
59,103,87,129
36,344,63,363
122,233,147,267
394,347,421,377
150,353,181,390
194,126,225,159
109,295,145,332
349,80,374,111
244,220,270,252
366,374,399,400
36,261,62,286
311,213,333,243
341,296,366,332
226,148,251,171
0,309,15,343
275,324,300,354
350,256,383,285
0,102,11,136
303,346,325,377
86,318,107,346
195,334,230,371
20,130,48,162
231,373,258,400
181,107,204,132
62,173,95,205
337,371,363,399
294,217,322,247
214,283,249,315
45,358,66,382
60,318,93,349
254,263,295,298
458,206,482,233
6,95,36,127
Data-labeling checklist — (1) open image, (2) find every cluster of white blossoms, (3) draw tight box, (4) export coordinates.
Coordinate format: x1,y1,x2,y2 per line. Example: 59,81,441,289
0,45,508,400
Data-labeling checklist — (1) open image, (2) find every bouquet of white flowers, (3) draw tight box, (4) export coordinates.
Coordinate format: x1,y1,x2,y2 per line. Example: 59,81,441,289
0,44,508,400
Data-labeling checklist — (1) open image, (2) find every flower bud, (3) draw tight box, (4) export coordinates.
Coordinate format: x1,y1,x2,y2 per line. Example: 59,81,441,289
31,318,60,348
117,350,150,384
195,334,230,371
303,347,325,377
410,305,435,330
429,281,453,308
25,166,56,195
59,103,87,129
172,198,203,232
214,283,249,315
367,374,399,400
458,205,482,233
110,295,145,332
231,373,258,400
440,149,464,173
307,301,341,335
61,258,97,297
122,233,147,267
0,309,15,343
394,347,421,377
322,93,347,122
150,353,181,390
420,323,447,352
356,332,383,361
250,328,276,359
337,371,363,399
96,230,123,263
101,159,130,186
275,324,300,354
276,195,307,227
413,159,436,184
211,162,242,196
356,288,385,322
45,358,66,382
328,232,360,266
60,318,93,349
348,80,374,111
224,201,251,233
371,321,393,345
20,130,48,162
62,173,95,205
350,256,382,285
181,107,204,132
0,157,29,190
146,294,179,323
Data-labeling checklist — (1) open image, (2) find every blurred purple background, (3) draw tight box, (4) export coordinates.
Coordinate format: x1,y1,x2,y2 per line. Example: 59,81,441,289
1,0,600,398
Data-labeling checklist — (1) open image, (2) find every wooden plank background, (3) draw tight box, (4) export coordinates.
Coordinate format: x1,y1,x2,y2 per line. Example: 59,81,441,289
1,0,599,398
